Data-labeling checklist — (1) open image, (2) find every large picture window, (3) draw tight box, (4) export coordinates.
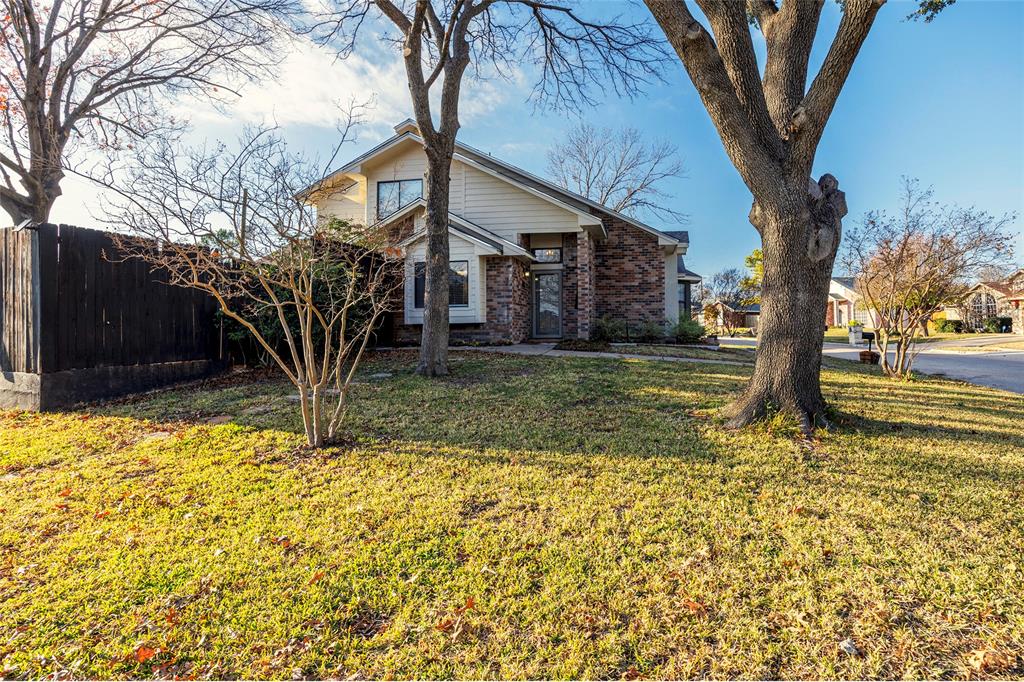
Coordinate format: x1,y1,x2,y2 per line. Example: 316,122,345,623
377,179,423,218
414,261,469,308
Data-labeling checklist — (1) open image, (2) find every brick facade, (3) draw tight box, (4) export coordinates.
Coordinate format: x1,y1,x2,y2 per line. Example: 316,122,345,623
390,211,668,344
593,214,666,326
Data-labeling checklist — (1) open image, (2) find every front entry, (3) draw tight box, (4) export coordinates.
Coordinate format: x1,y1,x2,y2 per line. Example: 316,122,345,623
533,272,562,338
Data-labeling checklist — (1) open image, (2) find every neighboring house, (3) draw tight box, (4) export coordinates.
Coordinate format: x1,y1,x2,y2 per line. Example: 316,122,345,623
670,245,702,320
826,276,883,327
304,120,689,343
707,301,760,332
943,269,1024,332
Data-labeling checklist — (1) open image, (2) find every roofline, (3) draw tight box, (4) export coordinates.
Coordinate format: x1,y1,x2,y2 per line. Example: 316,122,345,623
306,126,689,247
451,152,604,231
453,139,685,246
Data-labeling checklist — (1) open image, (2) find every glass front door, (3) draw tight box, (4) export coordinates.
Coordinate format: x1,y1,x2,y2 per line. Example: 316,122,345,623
533,272,562,338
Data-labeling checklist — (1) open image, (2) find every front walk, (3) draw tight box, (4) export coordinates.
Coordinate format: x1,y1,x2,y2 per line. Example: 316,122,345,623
454,343,752,367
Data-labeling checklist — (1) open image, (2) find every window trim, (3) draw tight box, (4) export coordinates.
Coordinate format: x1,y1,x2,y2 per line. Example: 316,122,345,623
413,259,470,309
531,247,562,264
377,178,423,219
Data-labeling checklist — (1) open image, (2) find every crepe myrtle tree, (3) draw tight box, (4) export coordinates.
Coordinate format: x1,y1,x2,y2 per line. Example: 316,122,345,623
0,0,290,225
310,0,668,377
99,124,403,448
842,178,1015,380
644,0,954,432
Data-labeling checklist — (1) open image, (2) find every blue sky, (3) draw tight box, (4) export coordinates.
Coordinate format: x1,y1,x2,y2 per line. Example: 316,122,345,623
55,0,1024,278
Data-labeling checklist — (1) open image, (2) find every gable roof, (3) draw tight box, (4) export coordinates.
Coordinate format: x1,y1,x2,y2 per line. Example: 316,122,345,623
311,121,687,249
388,200,533,260
831,276,855,289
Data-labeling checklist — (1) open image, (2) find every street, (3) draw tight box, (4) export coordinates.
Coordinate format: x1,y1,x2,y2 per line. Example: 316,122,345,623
722,337,1024,394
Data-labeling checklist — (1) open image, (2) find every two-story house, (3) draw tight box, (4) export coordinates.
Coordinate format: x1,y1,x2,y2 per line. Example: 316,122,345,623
305,120,690,344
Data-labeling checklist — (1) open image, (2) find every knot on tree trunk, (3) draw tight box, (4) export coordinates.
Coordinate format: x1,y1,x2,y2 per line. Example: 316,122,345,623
806,173,847,262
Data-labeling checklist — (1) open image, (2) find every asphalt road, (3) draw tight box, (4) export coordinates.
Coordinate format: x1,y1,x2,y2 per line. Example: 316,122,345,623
722,337,1024,395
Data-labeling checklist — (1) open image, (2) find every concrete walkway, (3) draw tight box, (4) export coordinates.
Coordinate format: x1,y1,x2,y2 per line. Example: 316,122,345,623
456,343,752,367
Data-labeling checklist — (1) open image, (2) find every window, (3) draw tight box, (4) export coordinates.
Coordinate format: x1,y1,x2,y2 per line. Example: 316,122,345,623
377,179,423,218
414,261,469,308
532,248,561,263
969,293,998,328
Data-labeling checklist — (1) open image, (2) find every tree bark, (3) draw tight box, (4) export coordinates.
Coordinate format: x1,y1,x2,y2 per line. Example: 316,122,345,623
417,146,454,377
726,176,845,432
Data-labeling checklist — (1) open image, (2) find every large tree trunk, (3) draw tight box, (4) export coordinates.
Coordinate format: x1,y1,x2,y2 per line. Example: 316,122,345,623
726,177,845,433
416,149,452,377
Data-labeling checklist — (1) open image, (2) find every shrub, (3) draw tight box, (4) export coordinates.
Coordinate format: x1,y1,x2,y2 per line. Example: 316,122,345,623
592,315,627,343
671,317,706,344
934,319,964,334
635,318,668,343
847,320,863,329
983,316,1012,333
555,339,611,352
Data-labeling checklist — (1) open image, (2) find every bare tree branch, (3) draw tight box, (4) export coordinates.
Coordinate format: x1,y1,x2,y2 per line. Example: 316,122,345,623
546,122,688,224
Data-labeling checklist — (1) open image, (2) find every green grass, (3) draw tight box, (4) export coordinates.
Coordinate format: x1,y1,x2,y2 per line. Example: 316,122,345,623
611,343,754,363
2,351,1023,679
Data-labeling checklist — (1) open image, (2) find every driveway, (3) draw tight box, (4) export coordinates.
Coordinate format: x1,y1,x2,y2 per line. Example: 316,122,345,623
722,337,1024,394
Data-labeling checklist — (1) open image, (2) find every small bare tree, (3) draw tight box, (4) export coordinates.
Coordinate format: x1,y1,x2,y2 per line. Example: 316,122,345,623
0,0,290,224
101,126,402,447
842,179,1015,379
310,0,667,377
546,122,686,223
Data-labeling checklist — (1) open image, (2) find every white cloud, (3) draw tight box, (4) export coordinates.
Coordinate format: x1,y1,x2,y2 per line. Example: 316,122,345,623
184,37,528,137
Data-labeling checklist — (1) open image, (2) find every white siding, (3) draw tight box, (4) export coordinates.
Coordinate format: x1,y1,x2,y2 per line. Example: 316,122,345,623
317,181,364,225
404,233,486,324
462,166,579,239
365,147,429,223
664,254,679,323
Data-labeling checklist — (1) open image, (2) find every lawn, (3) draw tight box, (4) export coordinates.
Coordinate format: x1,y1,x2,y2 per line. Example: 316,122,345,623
610,344,754,363
2,352,1022,679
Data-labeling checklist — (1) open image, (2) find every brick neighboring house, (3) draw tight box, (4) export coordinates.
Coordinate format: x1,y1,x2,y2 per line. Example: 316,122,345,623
942,268,1024,333
304,120,689,343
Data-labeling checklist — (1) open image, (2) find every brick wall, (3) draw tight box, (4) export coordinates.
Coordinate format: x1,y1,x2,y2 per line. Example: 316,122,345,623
393,255,529,345
593,214,665,325
576,231,596,339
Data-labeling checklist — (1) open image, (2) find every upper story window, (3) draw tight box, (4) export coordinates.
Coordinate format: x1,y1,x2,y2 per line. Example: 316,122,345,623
377,179,423,219
414,261,469,308
532,248,561,263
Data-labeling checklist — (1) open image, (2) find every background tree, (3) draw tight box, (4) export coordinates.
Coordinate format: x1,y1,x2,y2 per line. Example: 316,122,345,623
740,247,763,304
0,0,288,224
842,178,1014,379
312,0,666,377
546,122,687,223
644,0,953,432
101,126,402,448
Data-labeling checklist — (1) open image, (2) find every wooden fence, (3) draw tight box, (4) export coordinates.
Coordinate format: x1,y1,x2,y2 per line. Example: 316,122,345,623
1,224,223,409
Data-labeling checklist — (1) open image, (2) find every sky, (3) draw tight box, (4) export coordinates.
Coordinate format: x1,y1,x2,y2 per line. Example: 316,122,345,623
51,0,1024,279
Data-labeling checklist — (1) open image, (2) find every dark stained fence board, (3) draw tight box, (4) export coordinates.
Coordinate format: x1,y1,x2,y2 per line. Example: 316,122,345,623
2,223,222,378
1,227,39,374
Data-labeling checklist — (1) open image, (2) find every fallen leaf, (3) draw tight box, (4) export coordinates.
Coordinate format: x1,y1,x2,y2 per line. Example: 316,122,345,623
94,510,111,520
134,646,156,663
308,570,325,586
623,666,641,680
968,649,1010,673
455,597,475,615
58,488,72,497
435,617,455,633
55,503,69,511
682,598,707,615
165,607,179,625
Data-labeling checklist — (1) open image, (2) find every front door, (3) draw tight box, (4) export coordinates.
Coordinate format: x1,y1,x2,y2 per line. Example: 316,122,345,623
533,272,562,338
